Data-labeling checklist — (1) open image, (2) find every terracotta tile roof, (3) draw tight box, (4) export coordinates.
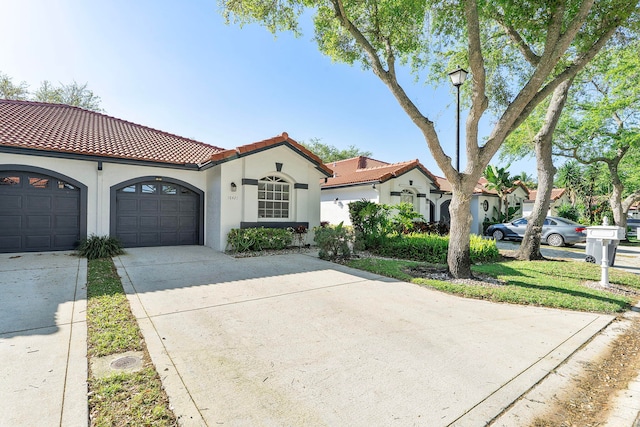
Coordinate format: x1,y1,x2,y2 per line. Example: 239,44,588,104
321,156,438,188
434,176,452,192
527,188,566,201
0,99,225,165
210,132,332,176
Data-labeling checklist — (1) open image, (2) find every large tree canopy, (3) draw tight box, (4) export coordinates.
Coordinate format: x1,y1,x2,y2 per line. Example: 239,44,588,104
301,138,373,163
553,38,640,228
220,0,639,278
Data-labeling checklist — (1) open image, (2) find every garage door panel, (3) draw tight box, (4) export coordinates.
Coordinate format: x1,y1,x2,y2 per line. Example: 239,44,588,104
160,232,178,245
118,199,138,212
27,195,52,210
180,200,197,212
55,215,80,229
160,216,178,228
140,200,159,211
139,232,161,245
118,216,138,229
161,200,179,212
179,216,196,228
178,232,197,244
55,234,79,247
0,195,23,210
115,181,200,248
0,236,21,251
0,215,22,230
25,235,51,249
117,233,139,246
55,196,81,212
27,215,51,229
140,216,159,228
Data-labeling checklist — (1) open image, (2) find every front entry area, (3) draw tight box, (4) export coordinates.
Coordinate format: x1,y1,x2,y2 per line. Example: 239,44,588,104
113,179,202,247
0,169,84,252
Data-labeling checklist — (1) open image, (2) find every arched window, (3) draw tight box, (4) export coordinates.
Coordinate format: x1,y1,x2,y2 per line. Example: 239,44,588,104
400,189,414,206
258,176,290,219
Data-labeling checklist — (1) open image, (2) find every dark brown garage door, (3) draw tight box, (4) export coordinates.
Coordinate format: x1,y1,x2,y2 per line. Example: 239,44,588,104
0,171,81,252
115,181,199,247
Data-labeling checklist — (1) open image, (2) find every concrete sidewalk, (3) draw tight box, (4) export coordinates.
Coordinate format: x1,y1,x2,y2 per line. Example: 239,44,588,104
115,246,616,427
0,251,87,427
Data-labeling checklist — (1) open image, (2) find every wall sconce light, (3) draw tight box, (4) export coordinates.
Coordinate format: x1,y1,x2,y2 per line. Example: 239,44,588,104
409,180,413,186
334,197,339,204
372,183,376,189
230,182,237,192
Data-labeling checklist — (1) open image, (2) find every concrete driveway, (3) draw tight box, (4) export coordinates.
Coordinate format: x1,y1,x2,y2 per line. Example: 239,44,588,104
115,246,615,427
0,251,87,427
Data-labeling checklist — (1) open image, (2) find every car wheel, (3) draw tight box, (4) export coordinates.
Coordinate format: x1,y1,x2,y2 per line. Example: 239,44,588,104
492,229,504,241
547,233,564,247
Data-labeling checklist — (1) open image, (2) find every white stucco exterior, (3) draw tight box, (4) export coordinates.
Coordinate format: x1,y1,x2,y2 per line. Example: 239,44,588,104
321,168,437,225
1,143,327,252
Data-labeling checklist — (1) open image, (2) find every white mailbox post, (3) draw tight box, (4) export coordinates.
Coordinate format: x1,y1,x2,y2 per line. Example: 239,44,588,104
585,219,625,286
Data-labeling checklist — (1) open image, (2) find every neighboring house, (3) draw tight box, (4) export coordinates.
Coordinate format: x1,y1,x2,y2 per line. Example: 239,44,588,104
523,188,570,217
320,156,439,225
0,100,331,253
434,176,529,235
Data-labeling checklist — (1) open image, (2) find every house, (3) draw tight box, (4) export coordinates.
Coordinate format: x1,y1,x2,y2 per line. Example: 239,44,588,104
320,157,439,225
522,188,570,217
0,100,331,253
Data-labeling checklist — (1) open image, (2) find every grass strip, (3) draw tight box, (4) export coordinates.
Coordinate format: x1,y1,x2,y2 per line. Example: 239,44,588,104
86,258,177,426
346,258,640,313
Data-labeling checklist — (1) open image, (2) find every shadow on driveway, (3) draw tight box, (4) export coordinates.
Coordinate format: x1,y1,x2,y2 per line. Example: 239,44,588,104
116,246,615,427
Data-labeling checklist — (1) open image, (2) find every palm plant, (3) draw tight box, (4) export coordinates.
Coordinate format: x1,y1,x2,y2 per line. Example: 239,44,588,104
484,164,516,221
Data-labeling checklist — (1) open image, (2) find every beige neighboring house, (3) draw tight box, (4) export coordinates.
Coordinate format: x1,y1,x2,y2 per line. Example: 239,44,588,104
0,99,332,253
523,188,570,217
320,156,440,225
435,176,529,235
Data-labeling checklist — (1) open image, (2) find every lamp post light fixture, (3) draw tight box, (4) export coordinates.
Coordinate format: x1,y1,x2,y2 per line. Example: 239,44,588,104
448,67,468,172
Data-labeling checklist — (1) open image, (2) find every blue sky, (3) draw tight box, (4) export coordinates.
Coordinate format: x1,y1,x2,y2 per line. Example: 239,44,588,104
1,0,533,177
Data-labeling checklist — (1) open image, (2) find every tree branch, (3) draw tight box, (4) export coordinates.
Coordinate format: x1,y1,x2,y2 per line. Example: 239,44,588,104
494,12,540,65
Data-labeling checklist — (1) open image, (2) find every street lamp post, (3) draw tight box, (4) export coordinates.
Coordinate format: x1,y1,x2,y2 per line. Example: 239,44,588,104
448,67,468,172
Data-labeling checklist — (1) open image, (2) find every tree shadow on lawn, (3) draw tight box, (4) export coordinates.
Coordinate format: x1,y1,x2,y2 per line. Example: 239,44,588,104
473,259,638,312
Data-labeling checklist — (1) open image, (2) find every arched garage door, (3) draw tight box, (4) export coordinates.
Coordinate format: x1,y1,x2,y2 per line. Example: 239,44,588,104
0,169,85,253
112,179,202,247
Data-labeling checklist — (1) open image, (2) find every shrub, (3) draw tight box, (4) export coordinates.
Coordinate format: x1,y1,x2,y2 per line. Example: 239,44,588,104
226,227,293,252
313,222,353,260
348,199,393,248
391,202,425,234
413,221,450,236
373,234,448,263
556,203,581,222
469,234,501,263
372,233,500,264
76,235,124,260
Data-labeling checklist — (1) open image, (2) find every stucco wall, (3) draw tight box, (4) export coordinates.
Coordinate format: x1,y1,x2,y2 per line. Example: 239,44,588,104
321,185,379,225
1,152,206,237
2,145,326,252
321,169,436,226
215,146,326,249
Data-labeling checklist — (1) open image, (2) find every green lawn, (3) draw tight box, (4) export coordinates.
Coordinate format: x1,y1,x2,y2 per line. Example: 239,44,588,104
86,258,177,427
346,257,640,314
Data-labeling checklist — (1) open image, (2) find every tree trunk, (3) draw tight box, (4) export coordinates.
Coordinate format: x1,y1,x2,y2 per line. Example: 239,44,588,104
607,160,626,228
504,196,510,221
447,186,474,278
517,79,572,260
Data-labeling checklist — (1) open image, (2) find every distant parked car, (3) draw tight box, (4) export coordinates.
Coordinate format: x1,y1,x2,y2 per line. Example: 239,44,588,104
485,216,587,247
627,218,640,237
